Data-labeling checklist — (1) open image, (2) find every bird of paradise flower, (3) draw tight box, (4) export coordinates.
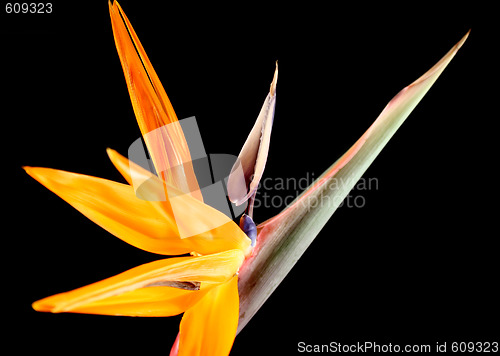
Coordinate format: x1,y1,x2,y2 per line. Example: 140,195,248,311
25,1,469,355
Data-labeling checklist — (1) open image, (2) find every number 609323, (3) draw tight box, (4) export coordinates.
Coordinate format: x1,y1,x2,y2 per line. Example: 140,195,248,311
5,3,52,14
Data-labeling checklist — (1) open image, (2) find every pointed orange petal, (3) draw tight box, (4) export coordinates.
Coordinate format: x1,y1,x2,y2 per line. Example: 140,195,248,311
54,286,206,317
33,250,244,316
25,166,251,256
109,1,202,201
178,276,239,356
106,147,167,202
23,166,180,253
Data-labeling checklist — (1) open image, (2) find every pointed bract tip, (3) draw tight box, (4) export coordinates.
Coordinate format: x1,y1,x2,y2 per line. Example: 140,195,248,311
456,29,470,50
270,61,278,96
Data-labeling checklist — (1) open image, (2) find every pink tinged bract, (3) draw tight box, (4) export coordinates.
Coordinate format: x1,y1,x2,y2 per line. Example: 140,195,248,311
227,62,278,216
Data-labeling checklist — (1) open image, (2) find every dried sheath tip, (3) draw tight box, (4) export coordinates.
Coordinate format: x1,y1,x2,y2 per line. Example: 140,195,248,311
270,61,278,96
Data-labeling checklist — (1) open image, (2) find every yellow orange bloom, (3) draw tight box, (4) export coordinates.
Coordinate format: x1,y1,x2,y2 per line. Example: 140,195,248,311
26,2,257,355
24,1,470,354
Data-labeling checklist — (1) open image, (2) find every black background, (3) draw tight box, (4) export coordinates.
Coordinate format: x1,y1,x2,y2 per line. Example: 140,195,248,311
2,1,497,354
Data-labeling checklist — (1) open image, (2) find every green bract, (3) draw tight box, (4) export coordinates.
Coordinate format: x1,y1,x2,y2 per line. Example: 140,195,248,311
237,31,470,333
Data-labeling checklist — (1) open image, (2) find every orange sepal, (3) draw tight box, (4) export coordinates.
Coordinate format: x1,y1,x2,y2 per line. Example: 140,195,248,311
109,1,202,201
24,165,251,256
178,276,239,356
33,250,244,316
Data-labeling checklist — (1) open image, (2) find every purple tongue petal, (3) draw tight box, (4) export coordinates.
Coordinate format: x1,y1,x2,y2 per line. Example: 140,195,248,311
239,214,257,246
227,63,278,207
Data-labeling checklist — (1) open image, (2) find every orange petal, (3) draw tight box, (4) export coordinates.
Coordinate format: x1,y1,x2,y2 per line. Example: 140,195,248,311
109,1,202,201
24,166,251,256
56,286,206,317
178,276,239,356
106,147,168,202
33,250,244,315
